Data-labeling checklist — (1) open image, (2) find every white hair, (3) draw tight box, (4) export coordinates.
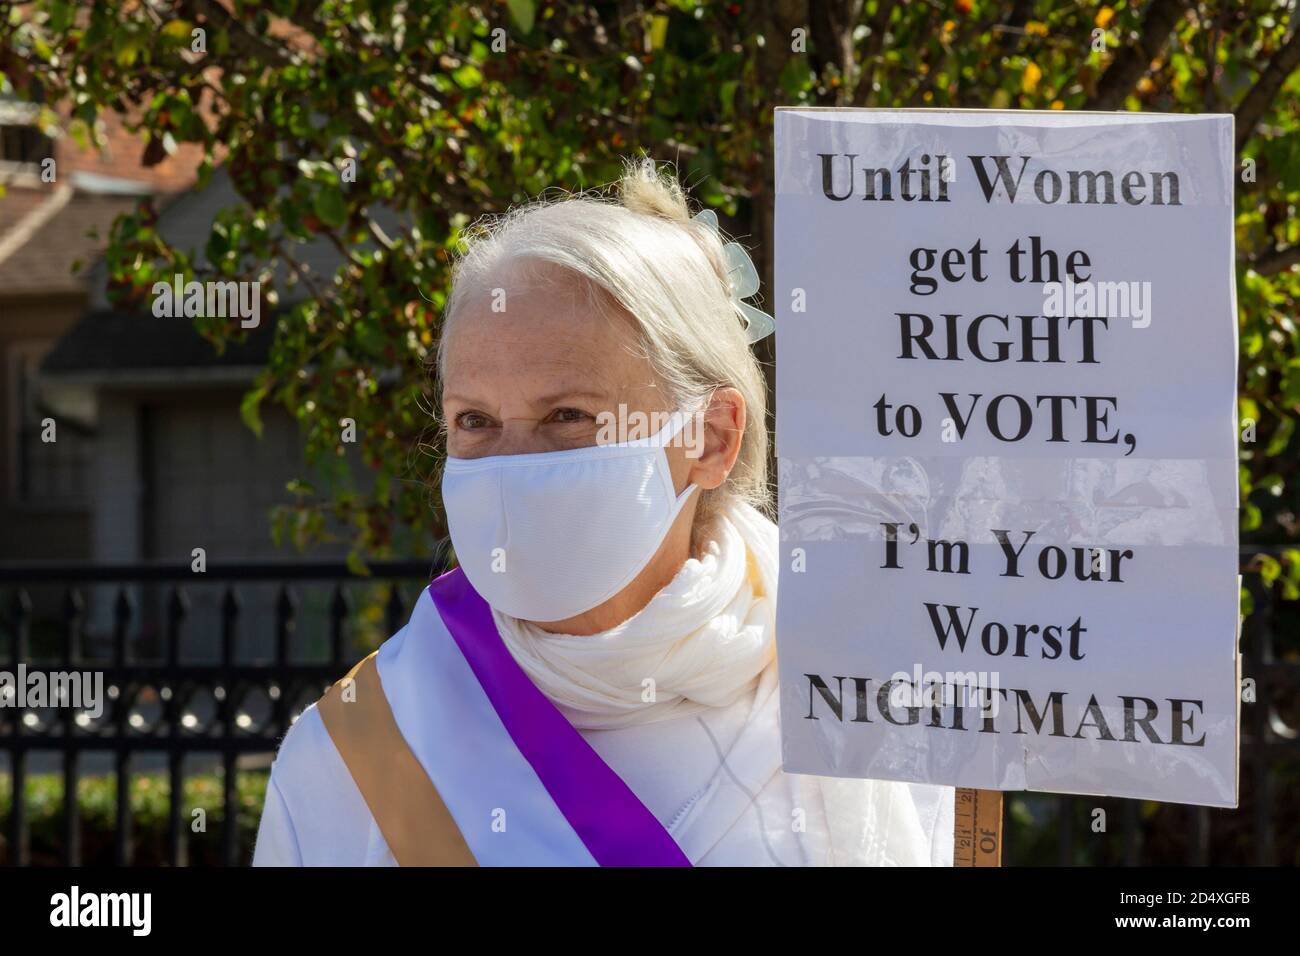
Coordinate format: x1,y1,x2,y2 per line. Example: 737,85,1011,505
437,158,772,531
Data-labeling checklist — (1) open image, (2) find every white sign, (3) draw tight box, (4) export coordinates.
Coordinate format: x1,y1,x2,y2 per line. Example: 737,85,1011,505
774,109,1239,808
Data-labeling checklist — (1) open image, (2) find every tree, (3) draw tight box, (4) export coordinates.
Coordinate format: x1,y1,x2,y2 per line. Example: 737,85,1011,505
2,0,1299,586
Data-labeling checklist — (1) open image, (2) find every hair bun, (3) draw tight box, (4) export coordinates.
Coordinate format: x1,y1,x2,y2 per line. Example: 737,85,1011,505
619,157,691,222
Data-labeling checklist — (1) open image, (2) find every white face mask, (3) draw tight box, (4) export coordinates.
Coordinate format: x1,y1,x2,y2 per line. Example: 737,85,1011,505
442,412,699,623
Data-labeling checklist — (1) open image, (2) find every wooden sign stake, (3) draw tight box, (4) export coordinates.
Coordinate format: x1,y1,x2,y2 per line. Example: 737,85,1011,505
954,788,1003,867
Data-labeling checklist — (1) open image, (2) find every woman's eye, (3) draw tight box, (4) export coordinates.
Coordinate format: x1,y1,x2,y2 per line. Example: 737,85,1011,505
548,407,591,424
455,411,494,430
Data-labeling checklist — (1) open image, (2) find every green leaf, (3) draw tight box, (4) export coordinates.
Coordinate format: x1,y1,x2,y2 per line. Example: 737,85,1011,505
452,64,482,88
313,187,348,229
719,80,738,118
161,19,193,42
113,34,145,67
295,159,336,181
1285,549,1300,580
648,15,669,51
1243,503,1262,532
506,0,535,35
1265,416,1294,456
240,386,267,438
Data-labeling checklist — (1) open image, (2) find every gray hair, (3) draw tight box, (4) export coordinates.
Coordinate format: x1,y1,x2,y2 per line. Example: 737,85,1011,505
437,158,771,530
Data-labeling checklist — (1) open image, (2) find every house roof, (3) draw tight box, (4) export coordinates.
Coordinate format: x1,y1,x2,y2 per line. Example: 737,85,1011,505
0,185,143,295
0,185,55,243
31,160,411,379
40,308,275,385
83,167,353,312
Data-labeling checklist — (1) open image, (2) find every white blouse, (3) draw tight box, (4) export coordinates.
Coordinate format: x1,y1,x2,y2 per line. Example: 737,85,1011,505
254,649,953,866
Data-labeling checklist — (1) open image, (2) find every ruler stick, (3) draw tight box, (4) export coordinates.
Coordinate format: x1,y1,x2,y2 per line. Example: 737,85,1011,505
953,788,1003,866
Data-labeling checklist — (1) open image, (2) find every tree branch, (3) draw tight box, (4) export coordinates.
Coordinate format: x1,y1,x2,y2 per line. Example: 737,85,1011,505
1234,21,1300,153
1086,0,1184,110
852,0,898,107
1249,244,1300,276
997,0,1035,54
176,0,298,68
809,0,864,105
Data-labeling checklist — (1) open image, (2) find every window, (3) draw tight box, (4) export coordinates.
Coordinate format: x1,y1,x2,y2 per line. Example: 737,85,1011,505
0,123,53,166
0,83,53,173
7,343,95,507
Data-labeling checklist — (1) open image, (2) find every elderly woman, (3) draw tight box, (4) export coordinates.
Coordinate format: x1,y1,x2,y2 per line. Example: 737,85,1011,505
253,160,954,866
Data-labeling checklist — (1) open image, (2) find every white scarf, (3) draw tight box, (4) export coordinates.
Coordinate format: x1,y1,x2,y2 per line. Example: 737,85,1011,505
493,500,942,865
492,501,777,730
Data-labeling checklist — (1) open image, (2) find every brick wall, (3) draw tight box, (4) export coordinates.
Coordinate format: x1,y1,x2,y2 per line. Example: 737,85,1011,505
53,106,204,193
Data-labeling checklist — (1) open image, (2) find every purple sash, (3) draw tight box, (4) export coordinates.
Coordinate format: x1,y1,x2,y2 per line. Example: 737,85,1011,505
428,568,691,867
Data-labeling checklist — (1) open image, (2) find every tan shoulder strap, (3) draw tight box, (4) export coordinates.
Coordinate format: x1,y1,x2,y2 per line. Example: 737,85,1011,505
316,652,478,866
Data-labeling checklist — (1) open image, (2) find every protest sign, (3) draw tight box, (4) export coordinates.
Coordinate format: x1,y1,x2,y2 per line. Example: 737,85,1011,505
774,109,1239,807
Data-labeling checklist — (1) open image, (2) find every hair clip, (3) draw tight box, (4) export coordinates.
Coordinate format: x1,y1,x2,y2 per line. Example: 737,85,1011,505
692,209,775,344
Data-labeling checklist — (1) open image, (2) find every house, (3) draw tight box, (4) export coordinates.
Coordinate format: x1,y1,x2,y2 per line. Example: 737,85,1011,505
0,94,205,563
1,94,356,659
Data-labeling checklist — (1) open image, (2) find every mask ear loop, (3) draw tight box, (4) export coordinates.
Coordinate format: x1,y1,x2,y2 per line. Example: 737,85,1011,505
656,410,702,510
655,404,717,511
672,480,700,510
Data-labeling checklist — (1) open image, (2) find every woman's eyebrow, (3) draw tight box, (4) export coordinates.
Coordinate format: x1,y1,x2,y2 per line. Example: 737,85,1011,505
441,392,491,408
441,389,613,409
533,389,613,407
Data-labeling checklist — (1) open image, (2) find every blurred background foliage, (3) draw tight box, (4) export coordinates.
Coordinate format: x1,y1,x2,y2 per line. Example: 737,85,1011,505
0,769,267,865
2,0,1297,579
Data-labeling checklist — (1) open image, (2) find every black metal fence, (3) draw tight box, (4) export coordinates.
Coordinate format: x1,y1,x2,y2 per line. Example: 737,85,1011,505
0,559,438,866
1,550,1296,866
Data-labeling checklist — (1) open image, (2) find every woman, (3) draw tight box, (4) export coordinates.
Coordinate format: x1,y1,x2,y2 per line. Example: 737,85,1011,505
253,159,954,866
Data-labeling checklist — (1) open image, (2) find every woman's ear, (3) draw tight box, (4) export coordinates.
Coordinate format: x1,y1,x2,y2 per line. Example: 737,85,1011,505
687,387,746,490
